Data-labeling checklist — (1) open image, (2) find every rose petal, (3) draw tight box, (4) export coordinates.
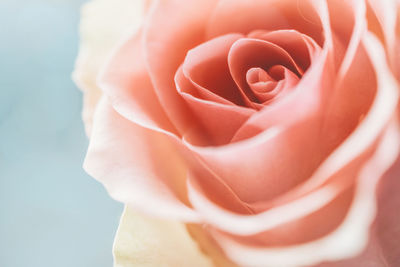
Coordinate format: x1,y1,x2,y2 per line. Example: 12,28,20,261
317,158,400,266
334,0,367,79
211,118,400,267
368,0,398,53
375,156,400,266
84,97,199,222
176,66,255,146
143,0,218,135
319,43,376,157
206,0,323,45
250,29,321,71
245,66,299,104
183,31,399,266
214,186,354,247
113,206,213,267
182,33,245,106
98,30,177,135
228,37,303,106
184,41,331,205
73,0,146,135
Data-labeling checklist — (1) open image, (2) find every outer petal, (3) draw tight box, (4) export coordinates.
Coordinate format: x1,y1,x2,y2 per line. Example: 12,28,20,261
212,117,400,267
368,0,398,52
206,0,323,45
84,97,199,222
374,155,400,266
113,207,213,267
73,0,146,135
317,157,400,266
98,30,177,135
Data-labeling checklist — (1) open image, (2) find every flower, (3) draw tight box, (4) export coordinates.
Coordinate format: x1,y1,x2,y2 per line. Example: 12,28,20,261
74,0,400,266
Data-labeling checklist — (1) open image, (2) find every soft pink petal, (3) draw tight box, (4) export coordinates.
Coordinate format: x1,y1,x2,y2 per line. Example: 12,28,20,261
143,0,218,135
368,0,398,53
84,97,199,222
228,37,303,107
245,66,299,104
183,33,399,267
184,42,331,205
375,155,400,266
319,43,376,155
250,29,321,71
317,157,400,267
182,33,245,106
215,186,354,247
98,30,177,135
209,118,400,267
176,67,255,146
335,0,367,79
206,0,323,46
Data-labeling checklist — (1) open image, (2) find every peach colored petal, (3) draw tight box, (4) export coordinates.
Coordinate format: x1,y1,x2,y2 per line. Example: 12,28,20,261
84,97,199,222
184,41,330,205
319,44,376,157
318,159,400,266
252,30,321,71
315,234,387,266
245,66,299,104
228,38,303,106
143,0,218,135
368,0,398,52
176,66,255,146
257,32,397,213
212,118,400,267
291,33,398,199
182,34,245,106
336,0,367,80
187,173,342,236
73,0,146,135
206,0,323,45
113,206,213,267
374,156,400,266
98,30,177,135
184,30,400,267
215,186,355,247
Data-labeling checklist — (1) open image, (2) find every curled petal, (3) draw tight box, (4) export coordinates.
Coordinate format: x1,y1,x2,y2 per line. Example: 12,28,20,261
176,66,255,146
182,33,245,105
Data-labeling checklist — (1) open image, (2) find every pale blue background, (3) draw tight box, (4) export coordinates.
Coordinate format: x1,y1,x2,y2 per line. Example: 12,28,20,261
0,1,123,266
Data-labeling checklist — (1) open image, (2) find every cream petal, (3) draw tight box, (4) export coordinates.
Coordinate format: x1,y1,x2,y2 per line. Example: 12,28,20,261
113,206,213,267
73,0,146,135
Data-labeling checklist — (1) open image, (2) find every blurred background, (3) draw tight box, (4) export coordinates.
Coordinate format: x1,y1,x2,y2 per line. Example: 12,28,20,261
0,0,123,266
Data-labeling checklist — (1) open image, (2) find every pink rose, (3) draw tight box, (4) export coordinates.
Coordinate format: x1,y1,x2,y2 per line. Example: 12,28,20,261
78,0,400,266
